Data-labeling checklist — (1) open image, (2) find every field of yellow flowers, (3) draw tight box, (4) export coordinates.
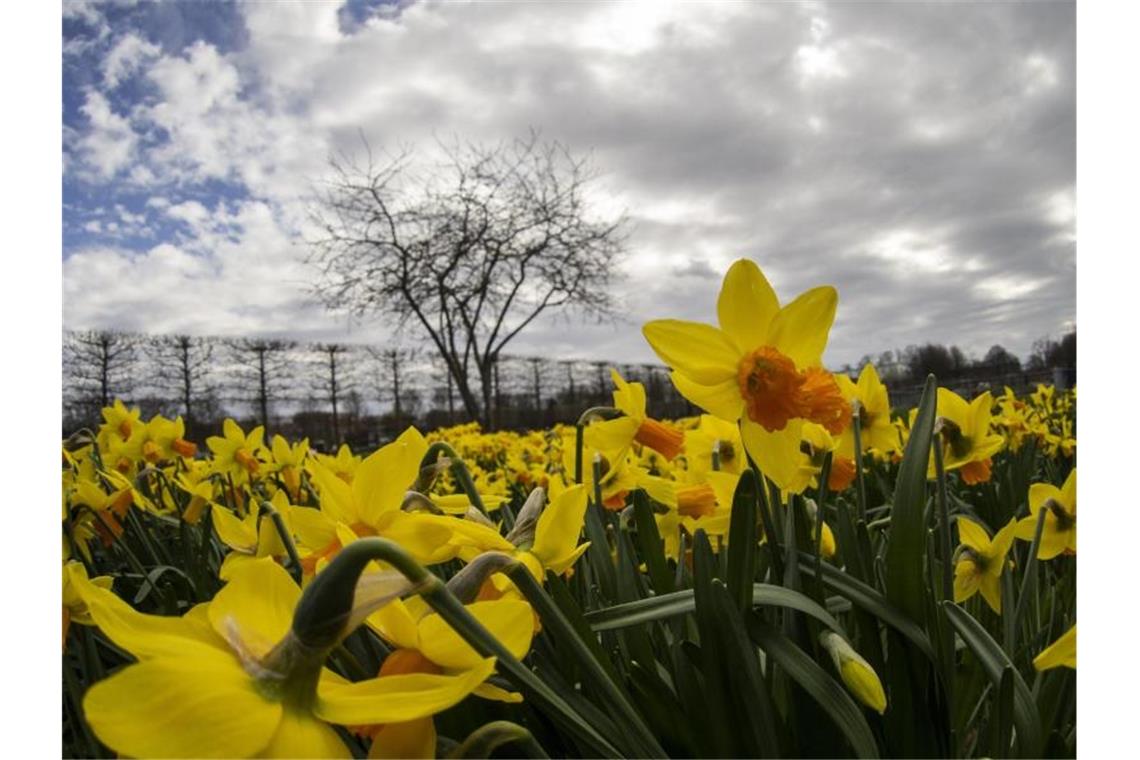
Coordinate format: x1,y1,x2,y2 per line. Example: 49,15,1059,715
62,260,1075,759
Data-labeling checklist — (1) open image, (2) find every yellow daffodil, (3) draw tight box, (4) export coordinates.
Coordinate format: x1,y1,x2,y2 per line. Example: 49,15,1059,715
76,557,494,758
207,418,267,484
1014,469,1075,558
313,443,361,484
642,258,849,492
1033,624,1076,670
835,363,899,457
310,428,457,565
586,369,685,461
685,414,745,476
953,517,1018,614
271,434,311,501
929,389,1004,484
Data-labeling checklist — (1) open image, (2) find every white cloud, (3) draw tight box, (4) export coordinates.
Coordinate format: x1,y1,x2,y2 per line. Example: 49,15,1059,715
63,1,1075,365
77,90,137,179
102,33,160,87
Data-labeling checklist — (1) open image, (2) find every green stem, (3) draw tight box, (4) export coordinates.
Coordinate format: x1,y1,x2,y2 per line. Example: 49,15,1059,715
1011,507,1048,645
260,501,303,584
933,441,953,603
747,450,784,582
447,721,551,760
421,442,488,516
293,539,623,758
852,409,869,523
813,451,833,603
573,406,620,484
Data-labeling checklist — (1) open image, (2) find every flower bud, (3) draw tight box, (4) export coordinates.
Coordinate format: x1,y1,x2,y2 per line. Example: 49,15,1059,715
819,631,887,714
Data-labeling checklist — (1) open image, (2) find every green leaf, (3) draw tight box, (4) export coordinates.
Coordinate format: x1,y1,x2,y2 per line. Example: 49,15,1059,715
726,468,760,611
707,579,781,758
943,602,1043,758
631,490,673,595
748,619,881,759
585,584,846,636
885,374,937,624
797,555,936,662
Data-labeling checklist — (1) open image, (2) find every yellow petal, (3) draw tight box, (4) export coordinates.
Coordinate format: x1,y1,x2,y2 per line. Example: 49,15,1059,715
84,647,282,759
717,259,780,353
315,658,496,725
531,485,588,568
740,418,804,493
354,428,426,527
1033,624,1076,670
767,286,837,369
979,574,1002,614
418,600,534,670
290,505,338,551
74,572,225,659
473,682,524,703
669,372,745,422
642,319,740,384
988,518,1018,565
369,718,436,760
610,368,648,419
584,417,640,453
953,558,981,603
208,557,300,660
257,711,351,759
935,388,971,427
955,517,990,553
312,463,358,525
1060,469,1076,513
367,598,421,651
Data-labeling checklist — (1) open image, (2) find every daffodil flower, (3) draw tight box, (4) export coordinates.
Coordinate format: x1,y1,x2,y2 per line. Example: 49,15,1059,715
207,418,267,484
310,427,458,565
1033,624,1076,670
270,434,311,501
586,369,685,461
953,517,1018,614
76,557,495,758
835,363,899,456
642,259,849,492
1014,469,1075,558
928,389,1005,485
685,414,745,475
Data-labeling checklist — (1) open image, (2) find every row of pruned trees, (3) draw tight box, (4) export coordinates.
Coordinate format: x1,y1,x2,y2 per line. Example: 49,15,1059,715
62,329,692,448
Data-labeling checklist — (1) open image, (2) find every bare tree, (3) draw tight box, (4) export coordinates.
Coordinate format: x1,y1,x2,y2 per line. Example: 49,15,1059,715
367,346,418,419
308,132,628,427
226,338,296,430
63,330,140,422
312,343,356,445
147,334,216,427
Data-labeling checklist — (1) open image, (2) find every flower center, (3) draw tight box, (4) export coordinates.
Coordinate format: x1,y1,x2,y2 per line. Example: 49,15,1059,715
1044,498,1075,531
172,437,197,458
676,484,717,518
737,347,851,433
235,449,260,474
634,418,684,460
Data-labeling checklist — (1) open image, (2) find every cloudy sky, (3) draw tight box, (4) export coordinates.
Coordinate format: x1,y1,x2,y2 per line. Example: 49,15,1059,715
62,0,1075,369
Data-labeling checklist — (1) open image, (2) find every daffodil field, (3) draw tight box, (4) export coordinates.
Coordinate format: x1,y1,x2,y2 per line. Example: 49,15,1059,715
62,260,1076,759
